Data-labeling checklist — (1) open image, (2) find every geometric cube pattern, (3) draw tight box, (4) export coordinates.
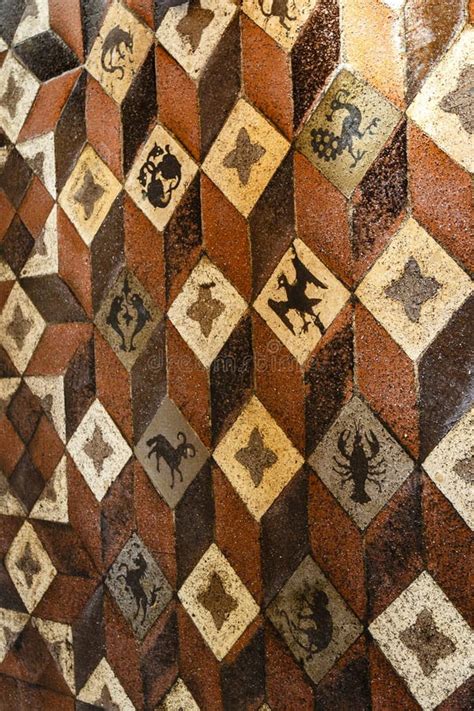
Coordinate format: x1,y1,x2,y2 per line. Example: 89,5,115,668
0,1,472,709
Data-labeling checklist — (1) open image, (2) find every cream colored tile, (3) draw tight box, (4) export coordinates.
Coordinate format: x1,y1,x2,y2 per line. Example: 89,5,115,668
0,52,40,142
0,608,29,662
156,678,200,711
30,456,69,524
0,283,46,374
243,0,321,52
25,375,66,442
20,205,58,277
13,0,49,45
77,658,135,710
32,618,75,693
17,131,56,198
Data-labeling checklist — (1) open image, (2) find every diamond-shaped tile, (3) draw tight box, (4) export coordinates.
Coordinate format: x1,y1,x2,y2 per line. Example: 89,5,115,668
297,68,401,197
25,375,66,442
0,282,46,373
58,144,121,246
157,678,200,710
202,98,289,217
77,657,135,710
0,377,20,417
66,399,132,502
369,571,474,710
423,408,473,530
106,532,173,640
85,0,154,105
254,238,349,364
17,131,56,199
243,0,320,52
213,395,303,521
125,123,198,232
0,52,40,142
0,608,29,662
0,472,27,517
356,218,473,361
32,617,75,693
135,397,209,509
156,0,237,79
407,26,473,173
20,204,58,277
178,543,259,661
13,0,50,46
168,256,247,368
30,455,68,524
5,521,57,612
267,555,363,684
309,396,414,530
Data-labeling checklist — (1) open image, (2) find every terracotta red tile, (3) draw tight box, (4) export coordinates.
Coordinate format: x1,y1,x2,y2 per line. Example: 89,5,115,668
49,0,84,61
86,75,123,180
19,69,82,141
125,0,155,27
34,575,98,624
369,641,419,711
67,459,103,570
17,176,54,239
58,207,93,318
315,637,370,710
0,280,14,311
94,331,133,444
0,189,15,240
28,414,64,479
26,323,93,376
0,415,24,475
104,596,143,710
266,626,314,711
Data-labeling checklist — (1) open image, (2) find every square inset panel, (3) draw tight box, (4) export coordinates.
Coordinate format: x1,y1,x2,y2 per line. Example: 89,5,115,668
356,218,473,361
423,408,473,531
407,27,473,173
58,144,121,246
168,256,247,368
267,555,363,684
202,98,289,217
125,124,198,232
370,571,474,710
66,399,132,502
0,52,40,142
95,269,162,371
157,678,200,711
308,396,414,530
156,0,237,80
178,543,259,661
106,533,173,640
297,68,401,197
86,0,154,105
243,0,321,52
213,395,304,521
0,282,46,373
135,397,209,509
254,238,349,364
77,658,135,711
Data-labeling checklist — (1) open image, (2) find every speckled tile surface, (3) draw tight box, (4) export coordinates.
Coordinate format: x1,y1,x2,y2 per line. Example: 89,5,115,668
0,1,472,709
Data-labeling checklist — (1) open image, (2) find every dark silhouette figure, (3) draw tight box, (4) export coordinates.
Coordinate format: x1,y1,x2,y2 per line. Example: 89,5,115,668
106,278,151,352
147,432,196,488
282,588,333,660
258,0,296,30
116,550,161,624
138,143,182,208
101,26,134,80
333,426,386,504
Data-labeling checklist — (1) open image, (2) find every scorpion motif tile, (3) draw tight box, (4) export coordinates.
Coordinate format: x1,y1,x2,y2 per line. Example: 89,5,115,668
106,533,173,640
369,571,474,710
309,396,414,530
135,397,209,509
243,0,321,52
0,282,46,373
125,123,198,232
213,395,304,521
0,52,40,142
356,218,473,361
178,543,259,661
297,68,401,197
254,238,349,364
267,555,363,684
86,0,154,105
77,657,135,711
157,678,200,710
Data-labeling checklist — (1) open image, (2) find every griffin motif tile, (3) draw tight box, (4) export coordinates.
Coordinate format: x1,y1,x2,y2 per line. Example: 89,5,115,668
0,608,29,662
77,657,135,711
267,555,363,684
17,131,56,199
213,395,304,521
5,521,57,613
20,205,58,277
0,282,46,373
12,0,50,46
202,98,289,217
356,218,473,361
178,543,259,661
125,123,198,232
243,0,320,52
369,571,474,710
24,375,66,442
156,0,237,80
0,52,40,142
135,397,209,509
32,618,75,693
66,399,132,502
95,269,162,371
308,396,414,530
106,533,173,640
167,256,247,368
58,144,121,247
407,27,473,173
423,408,473,531
156,678,200,710
29,455,68,524
254,238,349,364
297,68,401,197
86,0,154,105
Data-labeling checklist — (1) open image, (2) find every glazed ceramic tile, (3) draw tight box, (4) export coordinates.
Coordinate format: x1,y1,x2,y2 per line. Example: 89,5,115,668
29,455,69,524
17,131,56,199
0,282,46,373
168,256,247,368
20,205,58,277
125,123,198,232
77,657,135,710
370,571,474,710
254,238,349,364
243,0,321,52
24,375,66,442
0,608,29,662
0,52,40,142
156,678,200,711
178,543,259,661
297,68,401,197
32,618,75,693
157,0,237,79
213,395,304,521
12,0,49,46
356,218,473,361
202,98,289,217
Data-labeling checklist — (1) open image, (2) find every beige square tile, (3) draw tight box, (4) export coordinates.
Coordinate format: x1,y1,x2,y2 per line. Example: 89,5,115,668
202,98,289,217
213,396,304,521
156,0,237,79
356,218,473,361
297,68,401,197
125,123,198,232
86,0,154,105
58,145,121,246
254,238,350,364
243,0,321,52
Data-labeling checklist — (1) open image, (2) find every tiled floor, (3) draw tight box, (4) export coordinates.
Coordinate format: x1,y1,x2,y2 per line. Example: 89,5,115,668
0,1,472,709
